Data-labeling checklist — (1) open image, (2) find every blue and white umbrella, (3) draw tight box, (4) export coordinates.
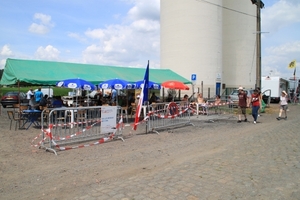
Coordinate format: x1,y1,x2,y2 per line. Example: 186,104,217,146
133,80,161,90
99,78,133,90
56,78,95,107
99,78,133,106
56,78,95,91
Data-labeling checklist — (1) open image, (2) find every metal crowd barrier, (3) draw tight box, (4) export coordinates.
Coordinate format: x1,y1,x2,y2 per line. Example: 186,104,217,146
191,100,235,116
147,101,194,134
40,106,123,154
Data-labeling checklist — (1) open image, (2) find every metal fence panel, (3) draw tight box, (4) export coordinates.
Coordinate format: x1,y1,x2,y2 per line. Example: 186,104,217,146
147,102,194,134
40,106,122,154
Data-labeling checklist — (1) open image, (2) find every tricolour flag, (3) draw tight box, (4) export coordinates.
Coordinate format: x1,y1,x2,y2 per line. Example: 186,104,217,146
133,60,149,130
288,60,296,69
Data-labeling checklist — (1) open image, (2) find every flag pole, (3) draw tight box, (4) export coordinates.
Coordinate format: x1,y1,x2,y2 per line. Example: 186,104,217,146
133,60,149,131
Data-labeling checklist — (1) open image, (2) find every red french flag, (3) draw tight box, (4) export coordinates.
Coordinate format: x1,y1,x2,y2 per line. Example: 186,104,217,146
134,61,149,130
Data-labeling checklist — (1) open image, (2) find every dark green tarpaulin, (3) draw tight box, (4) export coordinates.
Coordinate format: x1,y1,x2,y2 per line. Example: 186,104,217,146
0,58,191,86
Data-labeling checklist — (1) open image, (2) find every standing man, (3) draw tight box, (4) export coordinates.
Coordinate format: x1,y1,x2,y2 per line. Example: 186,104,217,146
237,86,248,123
34,88,43,103
256,87,262,116
26,88,34,100
251,89,260,124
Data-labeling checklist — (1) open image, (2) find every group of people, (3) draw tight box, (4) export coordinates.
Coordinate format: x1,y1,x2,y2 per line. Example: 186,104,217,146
26,88,66,110
27,88,45,110
90,89,129,106
237,86,288,124
181,86,289,124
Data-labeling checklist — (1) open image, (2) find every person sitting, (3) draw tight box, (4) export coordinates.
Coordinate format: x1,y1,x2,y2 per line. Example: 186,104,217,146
51,96,64,108
135,95,140,105
149,92,159,104
29,95,39,110
213,95,222,114
182,94,189,102
94,90,103,106
214,95,221,105
180,94,189,108
194,93,207,114
128,93,135,114
166,93,173,102
89,90,99,99
39,94,48,107
197,93,205,104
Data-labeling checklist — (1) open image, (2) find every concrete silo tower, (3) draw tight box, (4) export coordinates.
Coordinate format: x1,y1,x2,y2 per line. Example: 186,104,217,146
160,0,257,97
222,0,257,92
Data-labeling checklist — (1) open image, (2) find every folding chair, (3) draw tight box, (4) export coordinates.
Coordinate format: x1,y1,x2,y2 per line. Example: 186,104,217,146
7,111,23,130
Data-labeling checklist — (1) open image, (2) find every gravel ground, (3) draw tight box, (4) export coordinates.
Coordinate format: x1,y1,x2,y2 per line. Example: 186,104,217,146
0,104,299,200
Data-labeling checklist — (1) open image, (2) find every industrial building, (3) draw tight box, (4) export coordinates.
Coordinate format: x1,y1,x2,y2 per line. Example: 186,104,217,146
161,0,258,98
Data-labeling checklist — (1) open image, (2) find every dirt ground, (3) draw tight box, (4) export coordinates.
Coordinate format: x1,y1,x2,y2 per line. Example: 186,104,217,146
0,105,278,199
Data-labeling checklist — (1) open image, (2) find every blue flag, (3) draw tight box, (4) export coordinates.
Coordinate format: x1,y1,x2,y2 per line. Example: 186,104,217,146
134,60,149,130
142,60,149,104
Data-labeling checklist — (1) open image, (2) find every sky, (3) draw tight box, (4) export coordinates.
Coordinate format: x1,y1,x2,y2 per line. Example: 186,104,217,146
0,0,299,80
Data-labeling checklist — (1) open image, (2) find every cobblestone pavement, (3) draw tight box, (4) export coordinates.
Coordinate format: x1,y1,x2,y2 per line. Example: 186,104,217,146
74,105,300,200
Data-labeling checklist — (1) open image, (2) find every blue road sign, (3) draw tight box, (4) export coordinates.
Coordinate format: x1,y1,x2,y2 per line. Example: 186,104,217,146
191,74,197,81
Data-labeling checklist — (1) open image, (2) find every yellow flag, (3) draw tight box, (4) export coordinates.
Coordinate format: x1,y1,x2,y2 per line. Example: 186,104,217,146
288,60,296,69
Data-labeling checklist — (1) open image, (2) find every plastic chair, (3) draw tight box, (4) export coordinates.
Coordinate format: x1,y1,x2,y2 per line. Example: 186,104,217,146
121,106,129,123
76,110,87,127
7,111,23,130
39,106,49,126
130,103,136,118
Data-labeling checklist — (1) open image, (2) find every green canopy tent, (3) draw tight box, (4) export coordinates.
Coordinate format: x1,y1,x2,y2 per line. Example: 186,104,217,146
0,58,191,112
0,58,192,86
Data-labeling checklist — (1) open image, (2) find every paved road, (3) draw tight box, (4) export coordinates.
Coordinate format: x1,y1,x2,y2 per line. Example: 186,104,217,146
72,104,300,200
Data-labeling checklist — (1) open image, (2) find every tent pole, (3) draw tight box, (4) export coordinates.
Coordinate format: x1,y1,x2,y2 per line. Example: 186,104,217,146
18,81,21,112
0,86,2,115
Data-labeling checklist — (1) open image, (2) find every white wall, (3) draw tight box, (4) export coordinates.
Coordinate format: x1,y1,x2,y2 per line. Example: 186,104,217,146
161,0,222,97
222,0,257,90
160,0,257,97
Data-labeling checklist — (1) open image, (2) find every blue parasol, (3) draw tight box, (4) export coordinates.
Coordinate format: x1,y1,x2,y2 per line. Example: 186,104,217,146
99,78,133,90
56,78,95,91
99,78,133,106
56,78,95,106
133,80,161,89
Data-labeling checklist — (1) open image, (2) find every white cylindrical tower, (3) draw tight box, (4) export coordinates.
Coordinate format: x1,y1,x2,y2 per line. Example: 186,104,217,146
160,0,223,97
222,0,257,91
160,0,257,97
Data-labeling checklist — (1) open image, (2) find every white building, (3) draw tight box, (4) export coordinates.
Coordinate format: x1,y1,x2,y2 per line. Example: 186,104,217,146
160,0,257,97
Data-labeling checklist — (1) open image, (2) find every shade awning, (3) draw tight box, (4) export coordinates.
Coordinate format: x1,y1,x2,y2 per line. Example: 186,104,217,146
0,58,192,86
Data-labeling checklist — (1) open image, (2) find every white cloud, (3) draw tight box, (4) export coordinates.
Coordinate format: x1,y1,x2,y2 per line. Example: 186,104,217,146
68,32,87,43
82,0,160,68
127,0,160,21
85,29,105,40
35,45,60,60
1,45,13,56
261,0,300,79
131,19,160,32
0,59,6,69
262,0,300,33
28,13,54,34
0,45,14,69
265,41,300,56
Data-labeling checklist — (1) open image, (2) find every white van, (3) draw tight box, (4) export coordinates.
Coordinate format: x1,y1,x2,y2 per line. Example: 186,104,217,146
34,88,54,97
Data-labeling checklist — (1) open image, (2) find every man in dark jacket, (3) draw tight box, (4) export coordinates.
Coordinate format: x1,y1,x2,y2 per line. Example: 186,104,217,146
237,87,248,123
